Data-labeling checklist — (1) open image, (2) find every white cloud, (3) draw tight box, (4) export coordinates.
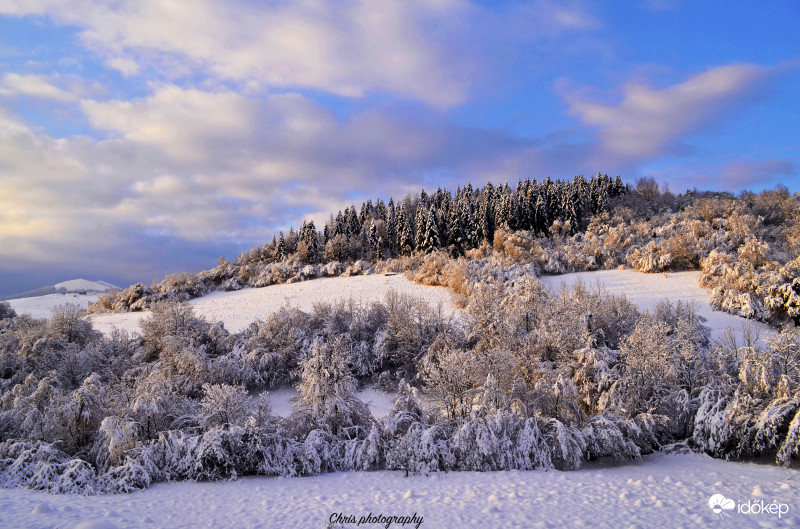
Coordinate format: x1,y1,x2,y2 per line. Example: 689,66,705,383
107,57,140,76
719,159,794,187
82,86,262,162
0,83,568,265
0,0,602,108
565,63,772,159
0,0,471,107
642,158,795,192
0,73,76,101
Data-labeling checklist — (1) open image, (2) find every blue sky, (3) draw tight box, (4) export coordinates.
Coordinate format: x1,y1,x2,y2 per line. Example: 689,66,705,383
0,0,798,296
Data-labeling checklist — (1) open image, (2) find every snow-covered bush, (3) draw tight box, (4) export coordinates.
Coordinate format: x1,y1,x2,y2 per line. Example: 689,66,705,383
0,302,17,320
287,337,372,438
200,383,250,429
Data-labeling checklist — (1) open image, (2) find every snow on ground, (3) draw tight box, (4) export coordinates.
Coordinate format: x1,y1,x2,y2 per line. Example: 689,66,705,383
263,386,299,418
90,274,459,335
266,386,397,419
540,270,775,344
54,279,118,292
7,293,99,320
2,453,798,529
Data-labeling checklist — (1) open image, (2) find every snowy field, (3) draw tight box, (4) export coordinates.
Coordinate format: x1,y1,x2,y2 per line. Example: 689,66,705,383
7,293,99,320
2,453,798,529
267,386,396,419
90,274,459,335
540,270,775,343
6,279,116,320
10,270,774,347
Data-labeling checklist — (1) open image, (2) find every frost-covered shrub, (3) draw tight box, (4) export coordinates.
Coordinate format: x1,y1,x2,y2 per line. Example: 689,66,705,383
100,457,151,493
710,287,767,321
200,383,250,428
530,373,583,425
422,341,479,421
93,415,140,472
113,282,153,312
0,440,101,494
572,346,619,415
626,241,673,273
59,373,107,453
579,415,641,463
138,301,210,360
287,337,372,437
384,422,454,475
48,304,95,346
0,302,17,320
300,429,342,475
136,430,201,482
512,418,552,470
541,418,584,470
343,423,384,471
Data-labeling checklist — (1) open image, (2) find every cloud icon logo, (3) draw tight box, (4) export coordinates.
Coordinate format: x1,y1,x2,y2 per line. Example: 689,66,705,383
709,494,736,515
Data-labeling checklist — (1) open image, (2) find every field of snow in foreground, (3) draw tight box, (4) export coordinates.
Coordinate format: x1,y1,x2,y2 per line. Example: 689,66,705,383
2,453,798,529
7,293,99,320
540,270,774,343
90,274,459,335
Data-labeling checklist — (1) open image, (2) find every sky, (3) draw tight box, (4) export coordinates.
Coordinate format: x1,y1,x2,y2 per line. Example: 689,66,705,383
0,0,798,296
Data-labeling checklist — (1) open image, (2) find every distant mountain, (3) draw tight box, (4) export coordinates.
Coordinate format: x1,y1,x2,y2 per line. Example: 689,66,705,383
1,279,120,301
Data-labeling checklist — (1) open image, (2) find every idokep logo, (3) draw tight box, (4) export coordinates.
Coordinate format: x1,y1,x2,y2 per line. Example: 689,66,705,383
708,493,790,520
708,494,735,519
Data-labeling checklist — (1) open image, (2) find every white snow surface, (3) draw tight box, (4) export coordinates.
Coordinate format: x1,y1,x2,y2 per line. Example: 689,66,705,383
540,270,775,343
54,279,118,292
7,293,98,320
90,274,459,335
266,386,397,418
3,453,798,529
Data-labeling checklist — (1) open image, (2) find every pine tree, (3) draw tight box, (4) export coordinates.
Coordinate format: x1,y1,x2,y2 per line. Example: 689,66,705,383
276,231,286,261
376,199,387,223
415,200,428,251
613,175,625,197
398,204,414,256
369,219,380,262
303,220,319,263
287,227,297,253
335,210,346,237
345,206,360,237
419,205,440,253
386,200,397,255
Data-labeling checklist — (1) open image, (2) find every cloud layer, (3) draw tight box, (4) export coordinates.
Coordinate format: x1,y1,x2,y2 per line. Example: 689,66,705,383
0,0,796,294
565,64,773,159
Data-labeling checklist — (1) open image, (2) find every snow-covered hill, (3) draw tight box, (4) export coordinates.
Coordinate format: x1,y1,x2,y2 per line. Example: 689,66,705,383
4,279,119,320
53,279,118,292
90,269,772,346
2,453,797,529
540,270,774,343
90,274,459,334
7,293,99,320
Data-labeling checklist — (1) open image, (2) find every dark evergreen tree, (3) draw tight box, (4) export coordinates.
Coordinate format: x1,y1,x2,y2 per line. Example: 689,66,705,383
418,205,440,254
398,204,414,256
276,231,286,261
369,219,379,262
345,206,360,237
613,175,625,197
386,200,397,255
415,200,429,251
376,199,387,223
